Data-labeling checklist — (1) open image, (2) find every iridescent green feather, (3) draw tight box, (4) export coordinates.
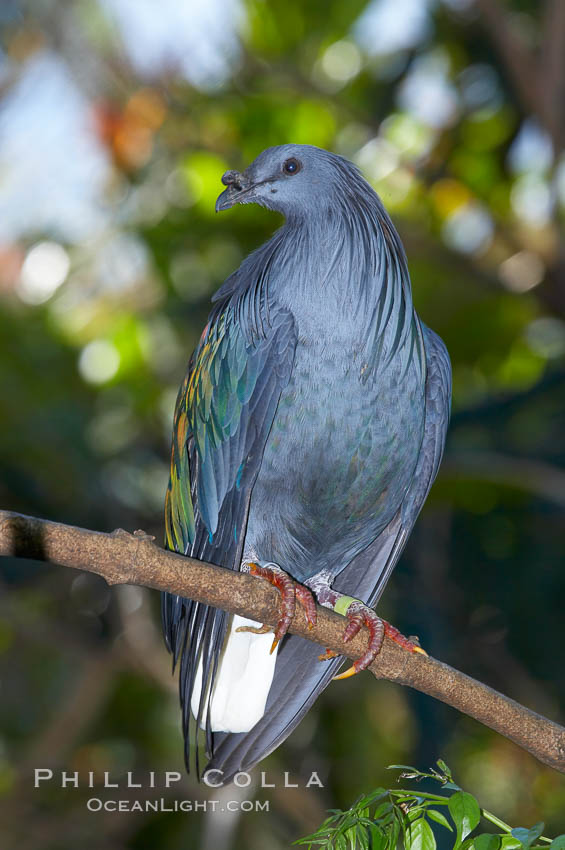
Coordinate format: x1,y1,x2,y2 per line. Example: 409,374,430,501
165,307,254,548
165,403,196,553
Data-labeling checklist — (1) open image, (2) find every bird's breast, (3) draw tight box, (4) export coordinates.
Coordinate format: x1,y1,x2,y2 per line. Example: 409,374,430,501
245,330,426,581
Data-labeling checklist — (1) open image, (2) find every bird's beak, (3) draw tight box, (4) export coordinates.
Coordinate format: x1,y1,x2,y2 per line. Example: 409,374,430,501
215,169,253,212
215,187,238,212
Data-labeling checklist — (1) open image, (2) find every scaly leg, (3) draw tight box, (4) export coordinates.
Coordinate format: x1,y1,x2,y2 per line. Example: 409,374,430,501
236,562,317,654
304,572,426,679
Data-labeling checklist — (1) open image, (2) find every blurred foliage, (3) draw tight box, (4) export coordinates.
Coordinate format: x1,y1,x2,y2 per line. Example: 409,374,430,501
0,0,565,848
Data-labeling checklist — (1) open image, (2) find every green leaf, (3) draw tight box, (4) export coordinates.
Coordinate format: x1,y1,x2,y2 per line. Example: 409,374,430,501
345,825,358,850
448,792,481,847
475,834,502,850
512,825,545,850
427,809,454,832
386,814,401,850
374,802,393,821
550,837,565,850
358,790,387,809
407,807,428,823
387,764,422,779
370,825,387,850
357,825,370,850
407,817,437,850
436,760,452,779
500,836,524,850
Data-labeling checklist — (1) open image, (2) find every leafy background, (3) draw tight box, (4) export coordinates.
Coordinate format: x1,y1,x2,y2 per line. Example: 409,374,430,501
0,0,564,847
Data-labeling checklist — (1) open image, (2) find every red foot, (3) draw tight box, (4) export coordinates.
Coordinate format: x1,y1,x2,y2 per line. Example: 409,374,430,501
333,603,426,680
239,563,317,653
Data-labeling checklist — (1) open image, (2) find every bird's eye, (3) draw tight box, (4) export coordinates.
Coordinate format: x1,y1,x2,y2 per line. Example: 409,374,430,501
283,158,301,175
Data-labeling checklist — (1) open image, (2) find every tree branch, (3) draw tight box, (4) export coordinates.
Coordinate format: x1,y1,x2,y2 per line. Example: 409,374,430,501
475,0,565,153
474,0,541,124
541,0,565,152
1,509,564,774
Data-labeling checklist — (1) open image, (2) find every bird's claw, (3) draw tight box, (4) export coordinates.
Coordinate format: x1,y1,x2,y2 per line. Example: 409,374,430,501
332,601,427,680
318,647,339,662
333,603,384,679
235,623,272,635
242,562,317,654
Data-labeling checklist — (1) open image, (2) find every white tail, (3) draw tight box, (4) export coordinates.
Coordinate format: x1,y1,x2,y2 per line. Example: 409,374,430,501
191,615,278,733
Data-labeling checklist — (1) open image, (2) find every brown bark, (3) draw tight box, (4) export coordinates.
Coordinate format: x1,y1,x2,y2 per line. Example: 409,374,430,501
1,509,564,774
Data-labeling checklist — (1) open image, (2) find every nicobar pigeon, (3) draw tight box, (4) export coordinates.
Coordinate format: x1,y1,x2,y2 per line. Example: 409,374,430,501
162,144,451,784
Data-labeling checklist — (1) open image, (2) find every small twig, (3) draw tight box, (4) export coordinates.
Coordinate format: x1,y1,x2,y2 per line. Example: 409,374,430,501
1,509,564,774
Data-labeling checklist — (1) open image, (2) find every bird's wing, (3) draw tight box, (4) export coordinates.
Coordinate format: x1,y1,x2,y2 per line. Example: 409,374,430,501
336,323,452,605
162,298,296,773
207,323,451,782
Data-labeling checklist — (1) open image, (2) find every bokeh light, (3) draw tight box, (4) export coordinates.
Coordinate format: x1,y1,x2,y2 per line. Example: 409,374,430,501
79,339,121,384
1,1,565,847
17,241,70,304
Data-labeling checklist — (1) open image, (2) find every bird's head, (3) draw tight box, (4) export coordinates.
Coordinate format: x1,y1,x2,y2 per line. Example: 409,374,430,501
215,144,364,218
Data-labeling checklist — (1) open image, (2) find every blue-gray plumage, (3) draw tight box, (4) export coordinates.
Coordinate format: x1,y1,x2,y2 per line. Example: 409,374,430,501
162,144,451,784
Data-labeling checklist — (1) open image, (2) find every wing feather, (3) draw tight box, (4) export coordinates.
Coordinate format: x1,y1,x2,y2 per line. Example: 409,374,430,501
163,296,296,772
